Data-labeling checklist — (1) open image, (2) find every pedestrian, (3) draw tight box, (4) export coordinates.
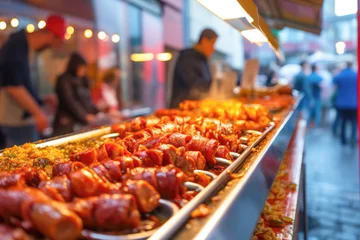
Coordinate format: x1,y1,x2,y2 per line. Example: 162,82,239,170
318,65,334,126
52,52,99,136
92,67,122,113
333,62,357,145
306,64,323,127
170,28,218,108
0,15,66,146
293,61,311,119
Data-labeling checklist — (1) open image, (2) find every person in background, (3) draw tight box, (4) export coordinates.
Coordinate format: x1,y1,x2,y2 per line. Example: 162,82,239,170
92,67,122,113
331,64,345,136
333,62,357,145
293,61,311,118
53,52,98,136
318,64,334,126
170,28,218,108
306,64,323,127
0,15,65,146
265,69,276,87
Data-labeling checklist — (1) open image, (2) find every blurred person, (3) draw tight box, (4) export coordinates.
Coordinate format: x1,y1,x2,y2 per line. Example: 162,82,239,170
293,61,311,118
318,65,334,126
306,64,323,127
0,15,65,146
333,62,357,145
53,52,98,136
331,64,345,136
92,67,122,113
265,69,276,87
170,28,218,108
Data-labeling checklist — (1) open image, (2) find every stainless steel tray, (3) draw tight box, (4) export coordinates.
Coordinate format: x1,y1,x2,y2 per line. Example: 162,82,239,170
0,98,300,240
150,96,302,240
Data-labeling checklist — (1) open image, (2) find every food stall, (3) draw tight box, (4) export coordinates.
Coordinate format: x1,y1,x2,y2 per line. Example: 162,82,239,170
0,94,306,240
0,1,310,240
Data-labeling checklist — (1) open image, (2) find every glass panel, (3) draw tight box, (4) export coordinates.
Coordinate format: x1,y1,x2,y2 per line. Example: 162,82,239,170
128,4,143,105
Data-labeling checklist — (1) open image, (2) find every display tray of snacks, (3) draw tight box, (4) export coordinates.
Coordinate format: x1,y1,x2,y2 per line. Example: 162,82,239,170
0,97,301,240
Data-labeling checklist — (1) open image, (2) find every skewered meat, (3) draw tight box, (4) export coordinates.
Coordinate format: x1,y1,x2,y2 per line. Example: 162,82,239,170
0,168,47,189
68,194,141,231
52,161,85,177
0,188,82,240
39,175,72,202
114,156,142,173
0,224,33,240
120,180,160,213
215,145,232,160
69,168,119,198
125,165,186,199
41,167,160,213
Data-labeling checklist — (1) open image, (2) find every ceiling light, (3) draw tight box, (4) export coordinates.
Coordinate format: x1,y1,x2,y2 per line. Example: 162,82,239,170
98,31,106,40
335,41,346,54
111,34,120,43
196,0,253,22
65,33,71,40
0,21,6,30
38,20,46,29
241,29,268,44
26,24,35,33
10,18,19,28
67,26,74,35
84,29,93,38
131,53,154,62
156,53,172,61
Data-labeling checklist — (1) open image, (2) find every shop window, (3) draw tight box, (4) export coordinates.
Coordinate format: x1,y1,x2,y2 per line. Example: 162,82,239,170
128,4,144,105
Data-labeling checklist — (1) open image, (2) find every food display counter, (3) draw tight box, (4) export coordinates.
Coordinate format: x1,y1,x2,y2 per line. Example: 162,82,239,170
0,95,306,240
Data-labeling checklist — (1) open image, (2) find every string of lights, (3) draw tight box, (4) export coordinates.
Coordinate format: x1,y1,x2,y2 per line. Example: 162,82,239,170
0,17,171,61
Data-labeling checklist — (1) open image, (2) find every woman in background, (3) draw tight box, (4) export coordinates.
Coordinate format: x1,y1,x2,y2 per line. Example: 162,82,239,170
53,52,98,136
92,67,122,113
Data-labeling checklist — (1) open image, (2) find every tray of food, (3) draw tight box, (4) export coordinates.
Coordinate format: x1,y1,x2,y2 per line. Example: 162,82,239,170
0,99,280,239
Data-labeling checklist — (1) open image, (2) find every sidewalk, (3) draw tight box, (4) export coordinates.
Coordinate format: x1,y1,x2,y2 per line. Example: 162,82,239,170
305,126,360,240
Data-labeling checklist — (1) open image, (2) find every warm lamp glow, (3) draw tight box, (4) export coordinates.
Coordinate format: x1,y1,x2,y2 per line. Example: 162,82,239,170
38,20,46,29
84,29,93,38
26,24,35,33
98,31,107,40
10,18,19,28
112,34,120,43
241,29,268,44
131,53,154,62
156,53,172,61
335,41,346,54
67,26,74,35
0,21,6,30
65,33,71,40
196,0,253,22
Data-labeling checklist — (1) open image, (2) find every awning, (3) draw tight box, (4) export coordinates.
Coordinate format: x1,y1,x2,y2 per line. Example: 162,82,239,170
196,0,284,60
12,0,94,21
254,0,324,34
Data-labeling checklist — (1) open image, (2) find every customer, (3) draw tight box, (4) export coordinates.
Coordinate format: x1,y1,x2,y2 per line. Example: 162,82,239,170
53,53,98,136
170,28,218,108
92,67,122,113
333,62,357,145
293,61,311,118
0,15,65,146
318,65,334,126
306,64,323,127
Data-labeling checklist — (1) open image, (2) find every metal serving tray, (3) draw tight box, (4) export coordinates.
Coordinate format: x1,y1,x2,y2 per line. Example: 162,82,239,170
149,96,302,240
0,98,300,240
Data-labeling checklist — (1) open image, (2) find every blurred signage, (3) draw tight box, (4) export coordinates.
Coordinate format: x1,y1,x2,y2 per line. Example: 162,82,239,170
241,59,259,90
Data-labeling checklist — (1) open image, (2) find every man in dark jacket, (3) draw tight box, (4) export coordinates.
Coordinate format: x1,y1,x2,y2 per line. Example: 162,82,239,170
170,28,218,108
